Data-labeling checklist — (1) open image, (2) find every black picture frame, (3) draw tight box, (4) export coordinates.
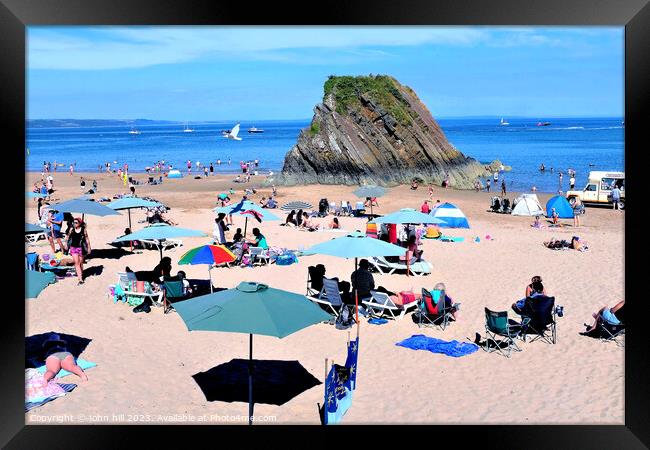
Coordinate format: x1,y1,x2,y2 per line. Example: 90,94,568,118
4,0,647,447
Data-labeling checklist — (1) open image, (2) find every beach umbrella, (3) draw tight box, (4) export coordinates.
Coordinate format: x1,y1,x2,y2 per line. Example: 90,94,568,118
114,223,207,259
353,185,387,216
26,191,46,199
178,244,237,292
25,270,56,299
106,197,163,230
281,201,312,211
218,193,229,200
51,198,121,221
214,200,279,237
173,281,331,424
429,202,470,228
304,231,407,321
371,208,447,225
25,223,45,235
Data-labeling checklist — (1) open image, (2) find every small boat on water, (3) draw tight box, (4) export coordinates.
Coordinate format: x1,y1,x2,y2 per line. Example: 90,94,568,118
129,127,141,135
247,127,265,133
500,118,509,126
537,121,551,127
183,122,194,133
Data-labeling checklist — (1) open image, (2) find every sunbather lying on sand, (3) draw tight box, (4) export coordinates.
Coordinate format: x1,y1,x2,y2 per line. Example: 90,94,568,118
42,334,88,383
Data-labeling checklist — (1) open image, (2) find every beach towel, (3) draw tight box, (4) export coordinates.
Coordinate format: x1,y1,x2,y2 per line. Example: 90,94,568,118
35,359,97,378
396,335,479,357
368,317,388,325
25,383,77,412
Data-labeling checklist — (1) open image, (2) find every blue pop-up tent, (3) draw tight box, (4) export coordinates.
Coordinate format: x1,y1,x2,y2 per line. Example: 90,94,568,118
429,202,470,228
545,195,574,219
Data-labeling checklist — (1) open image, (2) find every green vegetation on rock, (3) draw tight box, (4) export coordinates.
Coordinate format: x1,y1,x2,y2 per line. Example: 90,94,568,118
309,121,320,136
324,75,412,125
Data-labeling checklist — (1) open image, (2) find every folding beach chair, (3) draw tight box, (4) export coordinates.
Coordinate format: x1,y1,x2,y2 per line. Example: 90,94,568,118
25,252,39,271
141,238,183,253
370,256,431,277
415,287,457,330
306,265,326,296
308,277,345,318
598,305,625,347
363,291,418,320
109,272,164,306
484,308,530,358
162,276,189,314
249,247,270,266
520,296,557,344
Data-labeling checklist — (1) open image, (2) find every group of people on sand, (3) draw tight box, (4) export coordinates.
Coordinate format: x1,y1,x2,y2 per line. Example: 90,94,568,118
43,209,92,285
283,209,340,231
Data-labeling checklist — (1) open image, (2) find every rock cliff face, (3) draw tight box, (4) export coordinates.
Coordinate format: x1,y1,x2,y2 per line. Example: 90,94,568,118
275,75,488,188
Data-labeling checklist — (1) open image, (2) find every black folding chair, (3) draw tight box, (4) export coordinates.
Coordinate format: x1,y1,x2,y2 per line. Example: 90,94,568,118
521,296,557,344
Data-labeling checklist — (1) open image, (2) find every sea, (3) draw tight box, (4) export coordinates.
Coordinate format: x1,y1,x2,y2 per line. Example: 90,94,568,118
26,117,624,194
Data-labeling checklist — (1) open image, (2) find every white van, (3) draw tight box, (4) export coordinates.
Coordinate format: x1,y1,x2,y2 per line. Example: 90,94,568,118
566,171,625,209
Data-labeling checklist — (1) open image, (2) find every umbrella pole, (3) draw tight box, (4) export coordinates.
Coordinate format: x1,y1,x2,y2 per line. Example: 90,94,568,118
354,258,359,325
243,217,248,238
128,210,132,230
159,246,163,261
208,266,213,293
249,333,254,425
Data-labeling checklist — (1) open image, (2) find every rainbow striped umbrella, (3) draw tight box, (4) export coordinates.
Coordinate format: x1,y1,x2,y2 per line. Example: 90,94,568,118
178,245,237,292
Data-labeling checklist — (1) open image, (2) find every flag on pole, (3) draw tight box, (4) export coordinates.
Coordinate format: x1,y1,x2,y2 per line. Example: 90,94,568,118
344,336,359,391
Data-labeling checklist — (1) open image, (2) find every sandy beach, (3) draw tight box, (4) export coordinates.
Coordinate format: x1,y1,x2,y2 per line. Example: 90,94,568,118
25,171,624,424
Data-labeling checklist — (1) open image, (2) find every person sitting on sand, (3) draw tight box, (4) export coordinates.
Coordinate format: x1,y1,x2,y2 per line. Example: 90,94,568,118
266,197,277,208
531,215,545,228
259,197,267,207
296,209,304,227
328,217,340,229
411,180,419,190
421,200,431,214
551,208,559,225
284,210,297,227
580,300,625,336
301,212,320,231
232,228,244,244
512,278,547,315
42,334,88,383
430,282,459,321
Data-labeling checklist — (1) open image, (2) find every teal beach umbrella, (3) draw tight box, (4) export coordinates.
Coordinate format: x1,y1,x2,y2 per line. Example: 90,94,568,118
26,270,56,299
173,281,331,424
51,198,121,219
107,197,163,229
114,223,207,259
304,231,407,321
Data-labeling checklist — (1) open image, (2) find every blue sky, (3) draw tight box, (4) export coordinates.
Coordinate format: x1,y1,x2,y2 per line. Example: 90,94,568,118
27,26,624,120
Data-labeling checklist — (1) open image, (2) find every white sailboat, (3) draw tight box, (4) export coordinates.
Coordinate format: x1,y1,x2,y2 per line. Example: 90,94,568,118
224,123,242,141
500,118,510,126
129,126,141,135
183,122,194,133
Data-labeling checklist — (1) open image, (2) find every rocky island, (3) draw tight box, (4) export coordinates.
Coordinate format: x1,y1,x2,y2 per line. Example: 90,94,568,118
275,75,494,188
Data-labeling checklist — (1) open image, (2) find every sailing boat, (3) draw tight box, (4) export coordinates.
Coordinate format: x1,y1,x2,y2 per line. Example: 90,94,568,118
224,123,242,141
183,122,194,133
129,126,141,135
500,118,510,126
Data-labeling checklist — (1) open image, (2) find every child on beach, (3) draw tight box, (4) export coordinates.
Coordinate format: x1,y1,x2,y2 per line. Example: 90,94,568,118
551,208,559,225
531,215,544,228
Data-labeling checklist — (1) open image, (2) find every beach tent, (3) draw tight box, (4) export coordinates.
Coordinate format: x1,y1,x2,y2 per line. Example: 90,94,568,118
371,208,446,226
429,202,470,228
168,169,183,179
545,195,574,219
511,194,544,216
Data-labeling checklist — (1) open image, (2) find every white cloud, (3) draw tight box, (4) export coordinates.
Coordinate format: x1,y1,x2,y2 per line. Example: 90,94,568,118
27,26,620,70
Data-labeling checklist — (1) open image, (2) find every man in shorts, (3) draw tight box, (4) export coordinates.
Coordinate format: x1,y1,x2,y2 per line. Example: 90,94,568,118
47,209,66,253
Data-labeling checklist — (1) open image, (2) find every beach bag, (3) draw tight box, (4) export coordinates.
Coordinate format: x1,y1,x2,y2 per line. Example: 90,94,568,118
335,306,355,330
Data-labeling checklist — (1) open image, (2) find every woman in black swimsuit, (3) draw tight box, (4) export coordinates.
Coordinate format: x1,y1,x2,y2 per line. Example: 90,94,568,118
66,218,91,285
